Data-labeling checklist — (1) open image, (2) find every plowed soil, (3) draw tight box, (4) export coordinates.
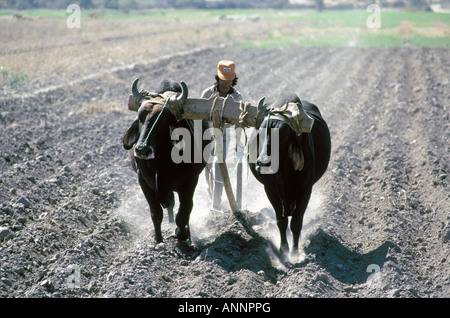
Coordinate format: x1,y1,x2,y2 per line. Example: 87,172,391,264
0,15,449,299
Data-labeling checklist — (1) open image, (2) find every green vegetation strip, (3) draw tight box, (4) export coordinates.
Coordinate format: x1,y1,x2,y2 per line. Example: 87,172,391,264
1,9,449,47
240,10,450,48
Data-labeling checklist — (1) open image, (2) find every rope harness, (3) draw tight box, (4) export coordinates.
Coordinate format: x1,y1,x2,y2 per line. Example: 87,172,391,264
256,102,307,135
139,98,169,149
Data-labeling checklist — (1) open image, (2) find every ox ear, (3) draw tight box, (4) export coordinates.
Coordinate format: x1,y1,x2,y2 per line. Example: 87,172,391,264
288,133,304,171
123,118,140,150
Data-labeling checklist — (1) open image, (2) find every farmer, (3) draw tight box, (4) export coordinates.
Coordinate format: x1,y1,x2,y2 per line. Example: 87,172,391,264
201,60,243,211
201,60,242,100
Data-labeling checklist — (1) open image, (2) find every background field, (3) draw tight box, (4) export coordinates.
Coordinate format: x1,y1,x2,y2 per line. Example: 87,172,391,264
1,9,449,91
0,8,449,299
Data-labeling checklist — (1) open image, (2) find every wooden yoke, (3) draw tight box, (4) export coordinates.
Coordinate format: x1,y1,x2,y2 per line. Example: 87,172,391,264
128,93,258,127
179,95,258,128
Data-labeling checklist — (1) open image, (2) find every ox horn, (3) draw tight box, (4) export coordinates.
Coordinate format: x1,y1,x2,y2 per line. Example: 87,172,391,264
257,97,266,111
165,81,188,122
132,78,144,101
177,81,188,104
168,81,188,106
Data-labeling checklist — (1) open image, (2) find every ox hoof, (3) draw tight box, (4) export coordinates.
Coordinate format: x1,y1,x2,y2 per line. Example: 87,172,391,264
155,232,163,244
290,248,300,259
279,243,290,255
175,226,190,241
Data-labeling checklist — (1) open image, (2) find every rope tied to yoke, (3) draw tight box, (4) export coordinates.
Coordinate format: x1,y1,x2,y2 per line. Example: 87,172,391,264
209,96,220,129
209,95,252,128
238,100,251,127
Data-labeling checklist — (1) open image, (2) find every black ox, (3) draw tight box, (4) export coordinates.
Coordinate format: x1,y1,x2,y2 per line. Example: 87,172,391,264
123,79,210,243
249,93,331,254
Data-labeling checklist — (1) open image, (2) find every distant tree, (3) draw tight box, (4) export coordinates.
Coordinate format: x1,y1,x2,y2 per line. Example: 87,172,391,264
166,0,206,8
120,0,139,10
105,0,119,9
80,0,96,9
409,0,429,8
270,0,290,8
15,0,33,9
315,0,324,11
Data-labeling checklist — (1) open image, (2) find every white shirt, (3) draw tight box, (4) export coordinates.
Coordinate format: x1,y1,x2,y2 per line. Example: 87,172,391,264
201,85,243,101
201,85,244,156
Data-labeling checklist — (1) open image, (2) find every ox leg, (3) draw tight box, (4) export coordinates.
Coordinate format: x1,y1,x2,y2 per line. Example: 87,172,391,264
175,197,192,241
264,184,289,254
278,216,289,254
167,192,175,224
139,177,164,243
174,179,197,241
290,188,312,253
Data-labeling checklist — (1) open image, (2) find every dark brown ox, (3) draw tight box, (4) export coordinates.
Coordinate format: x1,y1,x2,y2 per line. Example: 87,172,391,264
123,79,210,243
249,92,331,255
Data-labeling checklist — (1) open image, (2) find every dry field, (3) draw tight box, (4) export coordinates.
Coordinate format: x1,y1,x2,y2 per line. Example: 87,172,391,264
0,10,449,301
